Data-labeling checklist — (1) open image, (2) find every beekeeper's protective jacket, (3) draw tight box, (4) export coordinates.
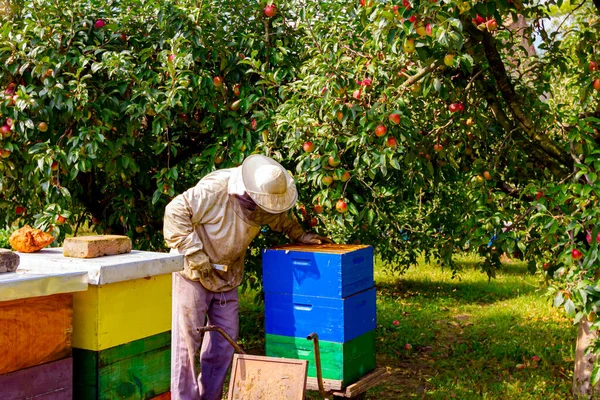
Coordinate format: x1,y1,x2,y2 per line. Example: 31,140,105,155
163,166,305,292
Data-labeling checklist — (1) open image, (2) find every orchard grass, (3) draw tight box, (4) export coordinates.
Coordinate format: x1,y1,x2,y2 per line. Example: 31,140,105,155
235,255,575,399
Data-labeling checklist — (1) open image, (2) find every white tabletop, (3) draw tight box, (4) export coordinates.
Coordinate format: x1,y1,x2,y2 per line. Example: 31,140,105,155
17,248,184,285
0,270,88,302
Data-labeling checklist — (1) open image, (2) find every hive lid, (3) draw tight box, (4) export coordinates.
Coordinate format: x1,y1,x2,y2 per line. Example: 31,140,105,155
266,244,371,254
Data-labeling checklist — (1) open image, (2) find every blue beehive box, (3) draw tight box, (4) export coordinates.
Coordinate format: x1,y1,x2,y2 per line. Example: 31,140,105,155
262,244,374,298
265,287,376,343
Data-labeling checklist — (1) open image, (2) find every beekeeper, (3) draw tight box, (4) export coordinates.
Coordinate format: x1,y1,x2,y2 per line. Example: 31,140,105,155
163,154,331,400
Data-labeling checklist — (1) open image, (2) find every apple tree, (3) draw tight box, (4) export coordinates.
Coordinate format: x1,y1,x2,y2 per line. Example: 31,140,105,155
265,0,600,392
0,0,299,252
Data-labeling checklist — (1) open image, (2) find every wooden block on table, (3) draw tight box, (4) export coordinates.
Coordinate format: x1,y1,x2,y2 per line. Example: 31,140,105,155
0,293,73,375
265,330,376,386
265,287,376,342
263,244,374,298
73,331,171,400
73,273,173,351
63,235,132,258
0,357,73,400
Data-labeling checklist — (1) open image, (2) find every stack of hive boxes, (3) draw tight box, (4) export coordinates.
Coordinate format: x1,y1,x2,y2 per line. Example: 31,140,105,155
263,244,376,388
18,248,183,400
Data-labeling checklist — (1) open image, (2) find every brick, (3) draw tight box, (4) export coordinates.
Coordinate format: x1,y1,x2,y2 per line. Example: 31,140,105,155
63,235,132,259
0,249,19,273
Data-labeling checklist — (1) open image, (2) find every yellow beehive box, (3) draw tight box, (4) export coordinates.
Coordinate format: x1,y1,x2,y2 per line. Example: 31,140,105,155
18,248,183,351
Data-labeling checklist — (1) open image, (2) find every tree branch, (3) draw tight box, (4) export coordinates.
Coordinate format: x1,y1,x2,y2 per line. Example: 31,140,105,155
463,18,573,170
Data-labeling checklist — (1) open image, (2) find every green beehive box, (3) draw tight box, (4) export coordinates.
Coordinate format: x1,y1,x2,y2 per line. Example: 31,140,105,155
265,330,376,386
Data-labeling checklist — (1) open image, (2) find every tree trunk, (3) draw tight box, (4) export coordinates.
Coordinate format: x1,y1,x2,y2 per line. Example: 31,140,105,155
574,320,600,397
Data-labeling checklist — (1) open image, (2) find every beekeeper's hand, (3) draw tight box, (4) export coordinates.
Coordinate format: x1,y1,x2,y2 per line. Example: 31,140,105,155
297,232,334,245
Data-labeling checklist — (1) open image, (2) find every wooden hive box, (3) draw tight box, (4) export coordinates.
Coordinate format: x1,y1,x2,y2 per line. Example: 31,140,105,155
264,287,376,343
262,244,374,298
265,330,376,387
0,270,87,399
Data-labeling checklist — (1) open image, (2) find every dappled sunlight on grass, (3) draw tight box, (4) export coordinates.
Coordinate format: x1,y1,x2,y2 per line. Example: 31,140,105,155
235,254,575,399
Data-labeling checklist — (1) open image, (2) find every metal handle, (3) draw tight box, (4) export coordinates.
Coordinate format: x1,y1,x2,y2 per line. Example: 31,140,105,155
307,332,327,398
197,325,245,354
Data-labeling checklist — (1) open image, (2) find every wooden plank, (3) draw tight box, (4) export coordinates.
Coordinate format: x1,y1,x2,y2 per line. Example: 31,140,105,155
0,357,73,400
305,377,343,391
98,343,171,400
228,354,307,400
0,293,72,374
332,368,388,397
74,274,172,351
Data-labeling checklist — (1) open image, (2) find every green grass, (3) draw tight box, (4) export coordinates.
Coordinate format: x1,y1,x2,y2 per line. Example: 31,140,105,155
232,255,576,399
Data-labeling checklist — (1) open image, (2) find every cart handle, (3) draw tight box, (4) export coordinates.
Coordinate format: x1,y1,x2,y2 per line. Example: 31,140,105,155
307,332,327,398
197,325,246,354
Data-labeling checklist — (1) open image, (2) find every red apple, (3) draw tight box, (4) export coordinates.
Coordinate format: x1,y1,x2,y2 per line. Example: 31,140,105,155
233,84,241,97
213,76,223,88
474,14,486,25
251,119,257,130
483,171,492,180
393,320,400,326
375,125,387,137
586,231,600,244
310,217,318,227
433,144,443,152
322,175,333,186
15,205,25,215
425,23,433,36
313,204,324,214
328,156,340,167
94,19,106,29
341,171,351,182
120,32,127,41
386,137,397,148
352,89,362,99
264,4,277,17
38,121,48,132
5,118,13,127
389,113,401,125
449,102,462,113
590,61,598,72
486,19,498,32
515,363,525,370
168,54,176,62
542,263,550,271
536,191,544,200
593,78,600,91
336,199,348,213
393,5,400,13
0,125,11,137
572,248,583,260
51,161,59,171
532,355,541,362
4,83,16,96
336,111,344,123
408,15,417,24
0,149,10,158
303,141,314,153
361,78,372,87
56,215,66,224
405,343,412,350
